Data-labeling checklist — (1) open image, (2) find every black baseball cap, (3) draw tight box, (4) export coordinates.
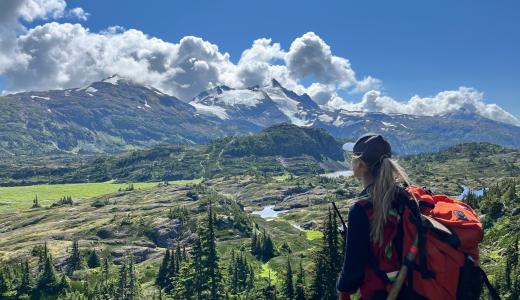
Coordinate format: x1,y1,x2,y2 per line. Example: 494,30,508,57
344,133,392,168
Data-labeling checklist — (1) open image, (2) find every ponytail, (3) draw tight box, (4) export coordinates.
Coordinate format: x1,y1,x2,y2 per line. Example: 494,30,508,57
368,157,409,244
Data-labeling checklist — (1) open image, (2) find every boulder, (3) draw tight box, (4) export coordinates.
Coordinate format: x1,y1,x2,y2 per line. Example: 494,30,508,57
96,227,114,239
145,219,182,248
111,246,158,264
300,221,316,230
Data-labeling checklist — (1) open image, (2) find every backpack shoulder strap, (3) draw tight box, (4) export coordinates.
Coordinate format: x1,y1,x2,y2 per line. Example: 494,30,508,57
479,267,502,300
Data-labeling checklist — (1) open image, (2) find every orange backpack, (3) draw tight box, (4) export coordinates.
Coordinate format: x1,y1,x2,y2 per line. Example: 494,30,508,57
351,185,500,300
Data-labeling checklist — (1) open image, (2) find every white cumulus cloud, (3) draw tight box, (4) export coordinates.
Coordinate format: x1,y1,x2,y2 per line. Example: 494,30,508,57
286,32,356,87
0,1,517,126
327,88,520,126
68,7,89,21
0,0,85,73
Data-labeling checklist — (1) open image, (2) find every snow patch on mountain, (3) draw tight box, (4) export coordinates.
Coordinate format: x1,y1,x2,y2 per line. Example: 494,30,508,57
382,121,396,128
190,102,230,120
318,114,334,123
102,75,122,85
264,86,311,126
31,95,50,100
85,86,98,94
154,89,165,96
332,116,345,126
216,89,263,107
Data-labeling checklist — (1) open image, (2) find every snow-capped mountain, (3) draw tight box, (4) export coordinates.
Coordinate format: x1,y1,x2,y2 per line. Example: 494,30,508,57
313,109,520,154
190,79,321,129
0,75,519,157
189,79,520,154
0,75,233,156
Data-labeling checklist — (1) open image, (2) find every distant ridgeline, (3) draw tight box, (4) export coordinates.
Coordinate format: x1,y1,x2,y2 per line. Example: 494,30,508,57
0,123,519,190
0,76,519,157
401,142,520,192
0,124,347,185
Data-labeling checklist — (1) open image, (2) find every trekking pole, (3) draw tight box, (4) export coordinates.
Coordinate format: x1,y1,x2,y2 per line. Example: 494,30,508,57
386,236,419,300
331,201,347,238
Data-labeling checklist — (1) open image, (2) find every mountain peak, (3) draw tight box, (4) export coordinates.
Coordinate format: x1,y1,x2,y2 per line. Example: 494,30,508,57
271,78,283,88
214,85,232,94
101,74,129,85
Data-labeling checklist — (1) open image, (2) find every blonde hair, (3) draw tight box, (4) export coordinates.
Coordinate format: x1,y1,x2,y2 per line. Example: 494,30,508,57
354,156,409,243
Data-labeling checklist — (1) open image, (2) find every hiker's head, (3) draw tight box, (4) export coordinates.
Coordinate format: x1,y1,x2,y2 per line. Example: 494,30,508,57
350,134,391,180
350,134,409,242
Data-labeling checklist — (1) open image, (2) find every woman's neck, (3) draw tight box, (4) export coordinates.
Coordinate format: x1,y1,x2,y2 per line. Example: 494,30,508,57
362,176,374,189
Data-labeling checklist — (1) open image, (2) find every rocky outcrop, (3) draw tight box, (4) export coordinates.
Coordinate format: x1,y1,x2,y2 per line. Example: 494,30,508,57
145,218,183,248
111,246,159,264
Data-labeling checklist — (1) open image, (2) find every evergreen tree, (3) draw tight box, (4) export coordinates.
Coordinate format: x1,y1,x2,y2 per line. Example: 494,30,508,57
88,249,101,268
310,209,340,300
156,249,170,288
103,256,110,283
36,254,59,297
283,257,294,300
114,254,140,299
101,256,113,300
227,250,253,295
328,208,341,277
258,230,276,262
171,260,196,300
116,258,128,300
238,255,249,291
309,250,327,300
248,264,255,291
66,239,83,276
127,255,139,299
37,241,49,273
17,259,33,297
256,237,263,259
32,195,40,208
182,245,187,261
295,260,306,300
227,249,238,293
202,201,222,299
175,243,182,275
251,231,258,255
165,247,178,293
191,238,204,300
58,273,70,293
0,267,9,295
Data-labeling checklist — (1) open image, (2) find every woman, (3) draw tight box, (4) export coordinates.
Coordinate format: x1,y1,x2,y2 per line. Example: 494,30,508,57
336,134,410,300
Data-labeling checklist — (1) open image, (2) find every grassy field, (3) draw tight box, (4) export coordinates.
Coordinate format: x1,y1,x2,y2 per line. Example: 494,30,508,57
305,230,324,240
260,262,279,283
0,178,202,211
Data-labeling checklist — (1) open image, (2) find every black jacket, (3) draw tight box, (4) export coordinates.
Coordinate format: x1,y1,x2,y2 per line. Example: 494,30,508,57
336,186,371,293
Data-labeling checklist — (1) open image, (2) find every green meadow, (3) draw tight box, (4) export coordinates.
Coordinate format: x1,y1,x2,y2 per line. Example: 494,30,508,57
0,178,202,211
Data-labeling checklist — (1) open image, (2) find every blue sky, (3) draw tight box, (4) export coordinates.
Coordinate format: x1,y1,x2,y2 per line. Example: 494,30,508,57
1,0,518,122
64,0,519,117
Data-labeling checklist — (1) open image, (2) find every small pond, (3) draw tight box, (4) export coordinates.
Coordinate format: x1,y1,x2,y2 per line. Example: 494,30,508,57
320,170,353,179
251,205,290,219
458,185,486,199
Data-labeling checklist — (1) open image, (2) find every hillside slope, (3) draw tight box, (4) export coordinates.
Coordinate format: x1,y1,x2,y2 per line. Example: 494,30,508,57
0,76,234,157
401,142,520,193
0,124,347,185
